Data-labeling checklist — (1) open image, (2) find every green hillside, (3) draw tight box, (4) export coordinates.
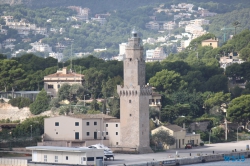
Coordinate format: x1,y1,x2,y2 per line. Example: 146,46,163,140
208,8,250,42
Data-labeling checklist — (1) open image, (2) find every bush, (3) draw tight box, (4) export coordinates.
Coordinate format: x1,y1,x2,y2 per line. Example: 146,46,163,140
29,89,49,115
8,97,32,109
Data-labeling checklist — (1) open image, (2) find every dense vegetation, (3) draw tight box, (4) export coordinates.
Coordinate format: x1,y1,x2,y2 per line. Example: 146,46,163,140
24,0,250,14
2,0,250,59
1,1,250,145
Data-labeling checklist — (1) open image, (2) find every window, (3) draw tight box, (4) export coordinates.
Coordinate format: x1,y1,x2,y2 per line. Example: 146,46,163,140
183,139,184,145
82,157,86,161
48,85,54,89
96,157,103,160
86,132,90,136
142,132,143,135
94,122,97,125
87,157,94,161
116,132,118,135
129,100,131,103
86,122,89,126
56,132,58,134
106,124,108,127
57,84,60,89
44,155,47,162
116,142,119,145
106,132,108,135
55,122,59,126
75,122,79,126
75,132,79,140
66,156,68,160
116,124,118,127
55,156,58,162
130,114,132,116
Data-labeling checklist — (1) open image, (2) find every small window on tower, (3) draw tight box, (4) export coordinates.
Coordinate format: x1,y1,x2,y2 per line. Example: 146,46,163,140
129,100,131,103
130,114,132,116
129,58,132,61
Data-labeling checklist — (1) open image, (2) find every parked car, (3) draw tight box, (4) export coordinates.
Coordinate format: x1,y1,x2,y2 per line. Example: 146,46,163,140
185,143,192,149
88,144,114,160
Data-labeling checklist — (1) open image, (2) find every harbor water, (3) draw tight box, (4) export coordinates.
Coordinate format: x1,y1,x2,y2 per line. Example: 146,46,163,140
187,158,250,166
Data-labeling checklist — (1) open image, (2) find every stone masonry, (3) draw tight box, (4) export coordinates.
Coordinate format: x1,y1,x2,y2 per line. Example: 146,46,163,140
117,29,153,153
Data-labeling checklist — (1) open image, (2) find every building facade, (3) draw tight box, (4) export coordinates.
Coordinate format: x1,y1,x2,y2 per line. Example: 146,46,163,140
42,114,120,147
151,125,201,149
117,29,153,153
26,146,103,165
201,38,219,48
44,67,84,97
146,47,167,62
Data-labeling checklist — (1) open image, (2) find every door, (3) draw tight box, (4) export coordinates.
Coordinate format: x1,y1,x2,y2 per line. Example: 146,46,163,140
33,151,37,161
94,132,97,139
75,132,79,140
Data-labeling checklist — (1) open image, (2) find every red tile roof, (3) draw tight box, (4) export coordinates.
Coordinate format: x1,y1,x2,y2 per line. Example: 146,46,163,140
45,72,84,78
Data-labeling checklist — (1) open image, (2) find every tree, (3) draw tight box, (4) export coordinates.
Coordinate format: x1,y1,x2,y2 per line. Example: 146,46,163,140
227,95,250,124
225,63,243,83
84,68,105,98
232,21,241,35
0,59,24,91
29,89,50,115
8,97,32,109
205,75,228,92
149,69,187,93
239,48,250,61
204,92,231,112
151,128,175,149
57,84,71,101
174,116,193,127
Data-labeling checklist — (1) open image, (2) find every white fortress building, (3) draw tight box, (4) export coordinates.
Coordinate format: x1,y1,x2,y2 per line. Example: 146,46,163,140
117,29,153,153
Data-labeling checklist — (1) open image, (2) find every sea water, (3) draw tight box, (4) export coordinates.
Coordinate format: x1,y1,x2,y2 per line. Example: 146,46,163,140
187,158,250,166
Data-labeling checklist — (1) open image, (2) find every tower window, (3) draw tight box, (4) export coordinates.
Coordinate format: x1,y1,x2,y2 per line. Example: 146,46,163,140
130,114,132,116
129,58,132,61
129,100,131,103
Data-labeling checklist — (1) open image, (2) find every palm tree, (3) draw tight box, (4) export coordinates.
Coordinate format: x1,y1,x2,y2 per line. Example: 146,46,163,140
232,21,241,35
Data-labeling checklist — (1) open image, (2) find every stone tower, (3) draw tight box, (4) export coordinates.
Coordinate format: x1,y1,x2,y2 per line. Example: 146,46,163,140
117,29,153,153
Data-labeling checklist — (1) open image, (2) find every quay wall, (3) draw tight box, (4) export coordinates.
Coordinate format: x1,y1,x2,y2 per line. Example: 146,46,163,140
118,150,250,166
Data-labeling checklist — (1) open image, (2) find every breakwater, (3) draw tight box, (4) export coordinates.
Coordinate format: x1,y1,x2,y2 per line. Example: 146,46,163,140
115,150,250,166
